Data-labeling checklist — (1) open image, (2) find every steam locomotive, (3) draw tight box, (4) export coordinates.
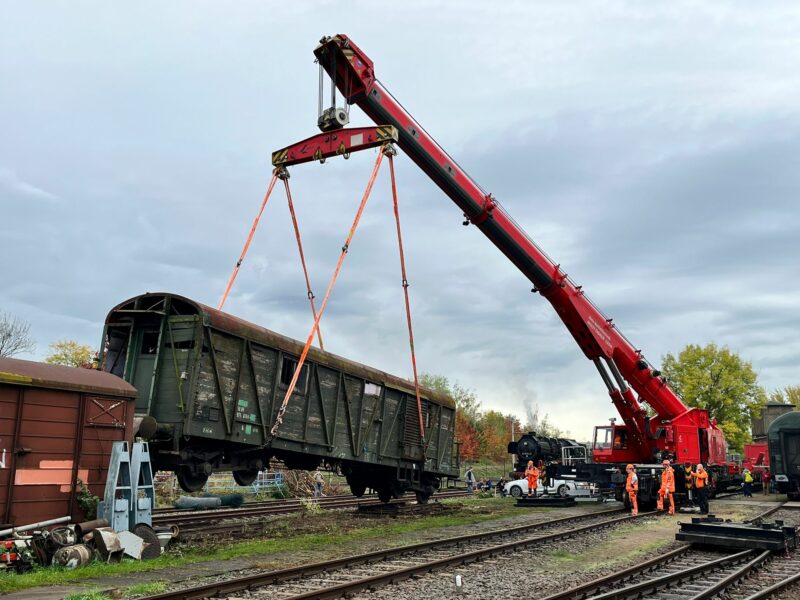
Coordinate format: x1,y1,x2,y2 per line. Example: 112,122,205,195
507,432,586,473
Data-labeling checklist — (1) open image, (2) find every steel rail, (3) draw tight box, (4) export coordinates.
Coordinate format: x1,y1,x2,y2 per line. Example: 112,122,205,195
142,507,637,600
691,550,771,600
284,513,650,600
540,545,691,600
154,490,468,526
542,502,788,600
584,549,763,600
741,569,800,600
153,491,404,514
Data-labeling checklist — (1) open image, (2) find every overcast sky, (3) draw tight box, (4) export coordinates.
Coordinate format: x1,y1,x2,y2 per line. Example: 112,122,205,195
2,2,799,441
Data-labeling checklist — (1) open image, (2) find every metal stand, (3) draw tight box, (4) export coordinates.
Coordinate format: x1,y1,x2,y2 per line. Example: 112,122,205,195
98,442,156,532
130,442,155,528
98,441,132,531
676,515,797,551
515,496,576,508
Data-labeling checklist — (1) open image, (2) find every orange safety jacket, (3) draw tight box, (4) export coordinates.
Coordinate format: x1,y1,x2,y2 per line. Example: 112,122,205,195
525,467,539,487
660,467,675,493
694,470,708,489
626,471,638,493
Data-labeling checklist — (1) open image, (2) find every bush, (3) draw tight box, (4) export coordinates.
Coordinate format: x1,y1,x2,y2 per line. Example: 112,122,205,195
270,484,289,499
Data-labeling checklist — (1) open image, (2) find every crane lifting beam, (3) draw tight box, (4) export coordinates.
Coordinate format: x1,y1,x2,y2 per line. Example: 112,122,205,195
272,125,398,167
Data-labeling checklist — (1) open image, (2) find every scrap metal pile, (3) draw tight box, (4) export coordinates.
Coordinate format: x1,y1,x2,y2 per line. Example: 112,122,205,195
0,515,168,573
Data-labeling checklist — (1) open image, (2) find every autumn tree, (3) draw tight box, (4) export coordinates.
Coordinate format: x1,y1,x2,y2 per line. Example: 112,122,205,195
661,343,767,452
768,386,800,407
0,311,35,357
419,373,481,422
456,412,480,461
45,340,95,368
420,373,482,461
478,410,508,461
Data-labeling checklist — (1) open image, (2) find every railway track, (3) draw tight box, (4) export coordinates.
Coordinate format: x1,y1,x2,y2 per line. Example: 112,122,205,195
142,507,641,599
540,503,796,600
154,489,469,534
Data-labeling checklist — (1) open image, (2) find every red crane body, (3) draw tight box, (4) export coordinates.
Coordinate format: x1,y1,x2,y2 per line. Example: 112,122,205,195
305,34,728,468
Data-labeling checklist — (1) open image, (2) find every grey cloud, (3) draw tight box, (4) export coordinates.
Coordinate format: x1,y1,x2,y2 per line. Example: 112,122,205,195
2,2,799,438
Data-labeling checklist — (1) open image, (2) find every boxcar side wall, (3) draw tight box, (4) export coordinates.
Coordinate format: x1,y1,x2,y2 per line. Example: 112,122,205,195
103,293,459,497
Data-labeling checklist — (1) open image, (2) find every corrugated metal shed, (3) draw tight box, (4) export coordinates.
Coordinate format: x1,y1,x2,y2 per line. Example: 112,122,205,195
0,357,135,527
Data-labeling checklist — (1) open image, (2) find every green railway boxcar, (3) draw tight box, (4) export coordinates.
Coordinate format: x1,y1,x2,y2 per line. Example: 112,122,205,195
100,293,459,502
768,410,800,500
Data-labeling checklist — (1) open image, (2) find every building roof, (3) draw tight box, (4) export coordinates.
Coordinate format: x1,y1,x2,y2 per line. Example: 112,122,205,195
0,356,137,397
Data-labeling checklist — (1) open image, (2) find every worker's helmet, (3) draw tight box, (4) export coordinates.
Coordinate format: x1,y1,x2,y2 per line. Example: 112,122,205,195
626,464,634,471
696,464,704,471
528,460,534,467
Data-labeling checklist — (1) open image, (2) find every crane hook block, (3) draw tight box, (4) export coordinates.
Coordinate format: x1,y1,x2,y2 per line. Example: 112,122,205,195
272,125,398,167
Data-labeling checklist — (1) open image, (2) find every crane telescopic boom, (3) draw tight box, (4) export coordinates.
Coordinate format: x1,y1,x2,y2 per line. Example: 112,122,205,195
309,34,727,466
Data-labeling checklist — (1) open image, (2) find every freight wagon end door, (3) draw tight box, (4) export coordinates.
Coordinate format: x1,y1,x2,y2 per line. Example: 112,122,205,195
784,429,800,481
0,385,134,526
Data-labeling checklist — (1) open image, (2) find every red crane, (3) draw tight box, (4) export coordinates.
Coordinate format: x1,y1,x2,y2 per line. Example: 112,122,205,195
274,35,736,499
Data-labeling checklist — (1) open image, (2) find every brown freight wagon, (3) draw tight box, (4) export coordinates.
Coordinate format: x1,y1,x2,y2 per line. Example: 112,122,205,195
0,357,136,528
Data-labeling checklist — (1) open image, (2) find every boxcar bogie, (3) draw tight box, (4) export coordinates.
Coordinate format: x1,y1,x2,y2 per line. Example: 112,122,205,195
102,293,458,500
767,410,800,500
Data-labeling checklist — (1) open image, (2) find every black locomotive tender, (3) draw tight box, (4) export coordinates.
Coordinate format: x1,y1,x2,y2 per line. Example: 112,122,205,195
101,293,459,503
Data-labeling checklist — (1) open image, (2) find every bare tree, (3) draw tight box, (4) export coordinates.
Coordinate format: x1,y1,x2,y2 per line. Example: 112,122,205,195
0,311,36,357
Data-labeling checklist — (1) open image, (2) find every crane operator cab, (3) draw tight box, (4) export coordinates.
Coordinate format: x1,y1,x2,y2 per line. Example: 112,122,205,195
592,420,638,464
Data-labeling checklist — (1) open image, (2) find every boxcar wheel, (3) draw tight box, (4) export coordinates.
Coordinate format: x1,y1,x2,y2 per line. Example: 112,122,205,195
177,467,208,493
415,490,431,504
233,470,259,487
349,481,367,498
377,487,393,504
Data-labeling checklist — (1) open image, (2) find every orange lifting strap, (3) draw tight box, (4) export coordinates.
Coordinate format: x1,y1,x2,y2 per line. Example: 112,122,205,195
217,170,324,349
270,149,385,439
218,173,278,310
280,171,325,350
387,151,426,441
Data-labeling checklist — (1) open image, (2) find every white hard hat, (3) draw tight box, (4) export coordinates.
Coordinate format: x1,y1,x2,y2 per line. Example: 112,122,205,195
696,464,703,470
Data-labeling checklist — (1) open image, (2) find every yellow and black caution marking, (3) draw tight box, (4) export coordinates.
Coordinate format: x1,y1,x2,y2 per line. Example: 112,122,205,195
271,148,288,166
342,47,355,62
375,126,399,142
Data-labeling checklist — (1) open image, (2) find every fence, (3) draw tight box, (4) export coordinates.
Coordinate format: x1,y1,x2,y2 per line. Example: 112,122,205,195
154,471,286,499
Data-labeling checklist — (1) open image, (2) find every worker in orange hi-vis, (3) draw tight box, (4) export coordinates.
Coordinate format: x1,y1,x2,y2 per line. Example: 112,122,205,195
625,464,639,516
694,464,710,514
525,460,539,498
657,459,675,515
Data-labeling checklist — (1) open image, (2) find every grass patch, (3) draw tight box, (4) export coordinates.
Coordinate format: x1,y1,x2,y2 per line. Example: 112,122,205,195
126,581,168,596
0,497,522,594
64,592,110,600
5,498,608,595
